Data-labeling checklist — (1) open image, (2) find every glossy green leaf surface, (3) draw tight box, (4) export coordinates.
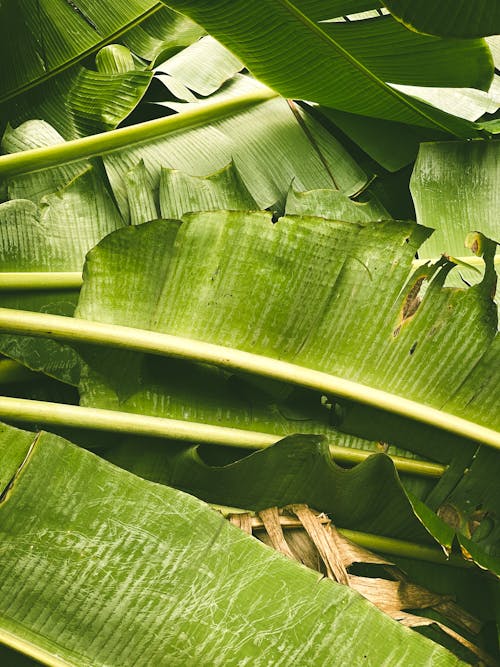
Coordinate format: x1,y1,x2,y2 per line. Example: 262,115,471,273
0,0,161,104
0,422,462,666
162,0,491,134
384,0,500,38
4,45,152,141
121,4,204,63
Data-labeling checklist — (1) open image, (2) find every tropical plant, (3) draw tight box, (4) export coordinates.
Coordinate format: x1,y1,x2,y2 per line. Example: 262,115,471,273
0,2,499,665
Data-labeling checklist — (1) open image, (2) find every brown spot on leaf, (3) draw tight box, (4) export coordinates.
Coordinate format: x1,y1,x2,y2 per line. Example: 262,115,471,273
437,504,462,531
402,276,425,320
393,276,426,337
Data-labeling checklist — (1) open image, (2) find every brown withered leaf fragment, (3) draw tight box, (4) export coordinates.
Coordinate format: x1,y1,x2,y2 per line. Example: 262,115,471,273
401,275,426,321
397,614,497,667
229,512,253,534
257,507,296,559
227,505,490,663
288,504,349,585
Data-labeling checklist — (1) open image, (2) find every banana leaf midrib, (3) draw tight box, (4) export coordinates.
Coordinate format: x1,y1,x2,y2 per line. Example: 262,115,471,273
275,0,459,135
0,4,165,106
0,88,277,178
2,255,498,290
0,307,497,450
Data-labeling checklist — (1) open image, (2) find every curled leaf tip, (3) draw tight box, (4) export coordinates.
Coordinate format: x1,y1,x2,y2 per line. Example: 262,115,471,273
465,232,498,300
465,232,484,257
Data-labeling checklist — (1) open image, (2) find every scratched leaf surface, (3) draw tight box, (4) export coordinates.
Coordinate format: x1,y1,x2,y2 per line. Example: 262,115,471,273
0,422,463,666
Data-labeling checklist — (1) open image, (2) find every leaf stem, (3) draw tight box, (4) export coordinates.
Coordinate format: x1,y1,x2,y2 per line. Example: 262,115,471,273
0,88,277,178
0,628,72,667
0,308,497,450
0,396,444,478
2,255,498,290
0,273,83,291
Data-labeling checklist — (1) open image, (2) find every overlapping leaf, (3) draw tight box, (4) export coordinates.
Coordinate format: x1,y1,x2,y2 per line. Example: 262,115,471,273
162,0,492,135
4,45,152,141
0,121,124,384
384,0,500,38
73,211,499,570
0,422,463,666
0,0,161,104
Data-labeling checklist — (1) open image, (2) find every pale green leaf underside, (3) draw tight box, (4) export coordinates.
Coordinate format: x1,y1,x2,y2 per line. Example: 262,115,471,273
156,35,243,96
103,89,368,220
411,140,500,258
0,422,461,666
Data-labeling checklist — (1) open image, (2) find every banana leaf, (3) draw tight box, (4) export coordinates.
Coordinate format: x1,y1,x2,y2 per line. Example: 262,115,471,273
314,106,447,171
383,0,500,38
76,214,497,433
155,35,243,97
0,421,464,666
0,0,161,105
120,4,204,64
2,7,205,140
4,45,153,141
69,212,499,570
410,138,500,319
411,140,500,258
0,67,370,376
102,85,368,221
161,0,492,135
0,120,125,385
103,434,444,544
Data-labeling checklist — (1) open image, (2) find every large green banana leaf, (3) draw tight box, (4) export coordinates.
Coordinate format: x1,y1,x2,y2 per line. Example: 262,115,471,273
70,212,499,569
5,45,153,141
383,0,500,38
2,7,205,140
77,214,497,433
162,0,492,135
0,0,163,105
0,421,464,666
0,75,370,377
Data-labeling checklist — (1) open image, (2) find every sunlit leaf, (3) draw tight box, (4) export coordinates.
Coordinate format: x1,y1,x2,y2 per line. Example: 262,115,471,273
0,421,462,666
